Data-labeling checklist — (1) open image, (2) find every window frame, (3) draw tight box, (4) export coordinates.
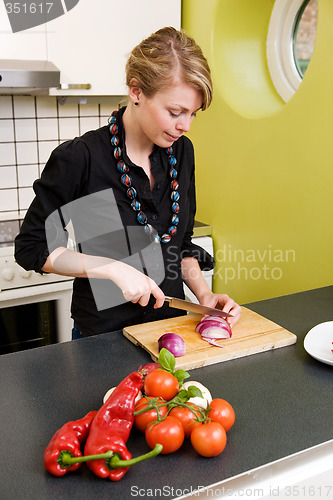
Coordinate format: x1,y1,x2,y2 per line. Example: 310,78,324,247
267,0,313,102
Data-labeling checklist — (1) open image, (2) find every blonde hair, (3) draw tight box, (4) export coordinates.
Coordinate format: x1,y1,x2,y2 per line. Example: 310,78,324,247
126,27,212,110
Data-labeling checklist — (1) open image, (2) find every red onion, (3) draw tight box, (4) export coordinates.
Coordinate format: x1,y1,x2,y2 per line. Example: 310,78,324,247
158,333,186,357
195,316,232,348
138,362,161,390
138,362,161,376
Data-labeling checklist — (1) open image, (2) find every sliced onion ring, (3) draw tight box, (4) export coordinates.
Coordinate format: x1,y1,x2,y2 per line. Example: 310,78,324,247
195,316,232,348
158,332,186,357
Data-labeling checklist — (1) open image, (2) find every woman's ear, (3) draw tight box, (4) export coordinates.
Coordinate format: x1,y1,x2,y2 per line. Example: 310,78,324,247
128,78,142,106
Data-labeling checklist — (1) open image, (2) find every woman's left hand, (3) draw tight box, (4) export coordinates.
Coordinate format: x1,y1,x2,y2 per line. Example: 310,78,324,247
199,292,241,328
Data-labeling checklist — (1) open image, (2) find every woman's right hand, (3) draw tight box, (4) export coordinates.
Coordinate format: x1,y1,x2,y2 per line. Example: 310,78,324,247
108,260,165,308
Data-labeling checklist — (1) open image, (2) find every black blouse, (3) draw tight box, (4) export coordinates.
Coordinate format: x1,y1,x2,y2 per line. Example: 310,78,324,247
15,107,214,336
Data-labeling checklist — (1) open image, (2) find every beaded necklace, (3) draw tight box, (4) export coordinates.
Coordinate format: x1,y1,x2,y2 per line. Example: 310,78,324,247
108,110,180,243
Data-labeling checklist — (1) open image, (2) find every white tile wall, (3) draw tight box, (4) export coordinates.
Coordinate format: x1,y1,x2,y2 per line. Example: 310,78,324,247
16,142,38,165
0,95,124,218
13,96,35,118
18,187,34,210
0,96,13,118
36,97,58,117
0,119,14,141
80,116,100,135
0,142,16,164
15,118,37,141
59,117,79,141
37,117,59,141
17,164,39,187
1,189,18,212
0,166,17,188
38,140,59,164
58,102,79,117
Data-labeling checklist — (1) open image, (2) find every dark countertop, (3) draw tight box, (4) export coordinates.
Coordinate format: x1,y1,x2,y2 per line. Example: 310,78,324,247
1,286,333,500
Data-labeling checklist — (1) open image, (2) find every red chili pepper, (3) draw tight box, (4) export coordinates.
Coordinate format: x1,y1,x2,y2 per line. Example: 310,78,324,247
84,371,143,481
43,410,97,476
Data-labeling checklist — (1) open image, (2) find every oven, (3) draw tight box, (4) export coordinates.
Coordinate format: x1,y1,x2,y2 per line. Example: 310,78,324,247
0,246,73,355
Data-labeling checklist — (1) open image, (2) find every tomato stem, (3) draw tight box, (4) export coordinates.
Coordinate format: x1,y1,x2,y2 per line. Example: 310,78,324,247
168,401,207,423
134,394,209,426
133,396,167,419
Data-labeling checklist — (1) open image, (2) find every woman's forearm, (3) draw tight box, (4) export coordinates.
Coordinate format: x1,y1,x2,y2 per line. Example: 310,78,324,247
41,247,117,279
42,247,165,308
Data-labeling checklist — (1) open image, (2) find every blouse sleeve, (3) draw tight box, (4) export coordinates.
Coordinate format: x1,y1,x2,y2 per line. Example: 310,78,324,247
179,142,215,272
14,139,89,273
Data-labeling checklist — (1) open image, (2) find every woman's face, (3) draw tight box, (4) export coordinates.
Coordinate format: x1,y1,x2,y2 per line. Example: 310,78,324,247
137,80,203,148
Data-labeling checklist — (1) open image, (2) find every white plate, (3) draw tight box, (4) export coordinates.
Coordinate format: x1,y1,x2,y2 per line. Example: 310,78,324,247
304,321,333,366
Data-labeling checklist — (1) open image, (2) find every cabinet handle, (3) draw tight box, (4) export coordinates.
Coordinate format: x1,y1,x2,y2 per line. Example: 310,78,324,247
59,83,91,90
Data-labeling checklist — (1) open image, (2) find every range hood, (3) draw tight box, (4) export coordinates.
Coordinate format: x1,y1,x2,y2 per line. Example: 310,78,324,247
0,59,60,94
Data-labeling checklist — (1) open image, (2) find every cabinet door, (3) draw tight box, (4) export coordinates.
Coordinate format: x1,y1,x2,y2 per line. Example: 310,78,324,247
47,0,181,96
0,2,47,60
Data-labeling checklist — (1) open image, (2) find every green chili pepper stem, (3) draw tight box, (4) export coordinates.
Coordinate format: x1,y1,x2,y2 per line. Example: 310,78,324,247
58,444,163,470
58,450,114,467
107,443,163,469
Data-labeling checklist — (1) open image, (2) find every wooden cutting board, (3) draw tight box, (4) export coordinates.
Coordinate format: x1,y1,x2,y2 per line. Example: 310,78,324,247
123,307,297,369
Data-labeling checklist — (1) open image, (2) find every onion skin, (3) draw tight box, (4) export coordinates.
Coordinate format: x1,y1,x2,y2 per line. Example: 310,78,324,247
202,337,227,348
195,316,232,348
158,333,186,357
138,363,161,390
138,363,161,376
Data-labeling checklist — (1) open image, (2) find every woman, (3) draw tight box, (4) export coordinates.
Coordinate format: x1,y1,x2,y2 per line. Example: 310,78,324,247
15,27,241,338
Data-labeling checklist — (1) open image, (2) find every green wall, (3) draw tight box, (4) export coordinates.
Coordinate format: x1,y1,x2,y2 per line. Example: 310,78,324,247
182,0,333,304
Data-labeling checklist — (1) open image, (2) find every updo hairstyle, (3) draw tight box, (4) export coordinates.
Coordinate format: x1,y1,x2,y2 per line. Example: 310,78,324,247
125,27,212,110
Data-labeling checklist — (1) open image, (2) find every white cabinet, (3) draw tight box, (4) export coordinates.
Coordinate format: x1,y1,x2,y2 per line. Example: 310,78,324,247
47,0,181,96
0,2,47,60
184,237,214,303
0,0,180,96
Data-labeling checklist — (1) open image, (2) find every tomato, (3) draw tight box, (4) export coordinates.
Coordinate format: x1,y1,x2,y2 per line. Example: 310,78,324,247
169,403,202,437
185,418,203,437
190,421,227,457
145,416,185,454
144,369,179,401
134,396,168,433
208,398,235,432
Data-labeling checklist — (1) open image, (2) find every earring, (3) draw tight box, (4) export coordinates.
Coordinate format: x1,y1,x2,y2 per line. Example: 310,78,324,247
134,101,139,106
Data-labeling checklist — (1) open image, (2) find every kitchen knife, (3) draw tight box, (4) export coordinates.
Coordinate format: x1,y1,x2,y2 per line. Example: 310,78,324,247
164,296,233,319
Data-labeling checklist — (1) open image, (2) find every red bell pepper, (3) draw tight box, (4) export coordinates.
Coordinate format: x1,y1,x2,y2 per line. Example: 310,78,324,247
84,371,143,481
43,410,97,476
43,373,163,479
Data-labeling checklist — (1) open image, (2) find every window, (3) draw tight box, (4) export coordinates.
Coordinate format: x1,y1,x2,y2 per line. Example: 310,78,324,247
267,0,318,102
293,0,318,77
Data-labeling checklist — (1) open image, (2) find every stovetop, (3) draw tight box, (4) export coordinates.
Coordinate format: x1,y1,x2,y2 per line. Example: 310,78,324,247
0,246,73,292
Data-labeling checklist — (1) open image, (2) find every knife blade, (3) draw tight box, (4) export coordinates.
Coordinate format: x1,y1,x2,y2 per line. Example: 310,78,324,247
164,296,233,319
